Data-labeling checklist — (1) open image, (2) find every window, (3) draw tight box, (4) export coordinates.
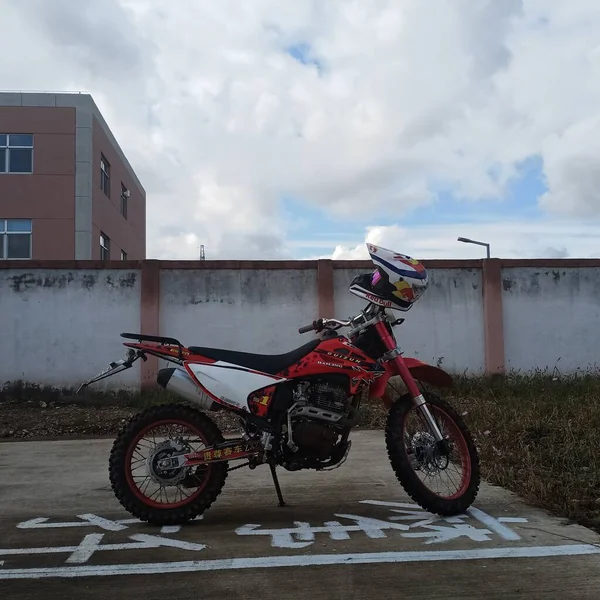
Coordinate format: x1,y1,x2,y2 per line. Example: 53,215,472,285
100,232,110,260
120,183,129,219
121,249,127,261
0,219,32,259
0,134,34,174
100,155,111,197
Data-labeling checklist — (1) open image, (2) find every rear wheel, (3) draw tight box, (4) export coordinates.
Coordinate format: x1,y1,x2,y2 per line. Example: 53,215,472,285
109,403,228,525
385,392,480,515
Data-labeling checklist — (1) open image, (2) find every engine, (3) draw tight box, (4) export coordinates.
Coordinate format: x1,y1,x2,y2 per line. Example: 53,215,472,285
285,378,353,464
293,380,349,419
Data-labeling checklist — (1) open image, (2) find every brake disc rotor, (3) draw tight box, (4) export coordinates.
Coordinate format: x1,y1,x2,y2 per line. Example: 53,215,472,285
146,440,188,486
411,431,441,476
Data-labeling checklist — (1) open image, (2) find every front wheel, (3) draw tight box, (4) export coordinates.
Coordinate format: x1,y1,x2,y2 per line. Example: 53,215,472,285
385,392,480,515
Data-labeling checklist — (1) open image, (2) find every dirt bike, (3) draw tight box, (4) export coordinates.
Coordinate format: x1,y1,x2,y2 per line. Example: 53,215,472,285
79,302,480,526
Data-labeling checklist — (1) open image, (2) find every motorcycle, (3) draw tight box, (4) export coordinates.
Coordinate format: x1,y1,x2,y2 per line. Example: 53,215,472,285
79,252,480,526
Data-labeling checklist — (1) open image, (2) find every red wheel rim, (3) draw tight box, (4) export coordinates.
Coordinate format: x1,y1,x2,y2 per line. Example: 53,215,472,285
125,419,212,509
404,404,472,500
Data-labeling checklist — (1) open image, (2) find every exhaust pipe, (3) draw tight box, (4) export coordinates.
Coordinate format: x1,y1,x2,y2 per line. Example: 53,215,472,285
157,367,217,411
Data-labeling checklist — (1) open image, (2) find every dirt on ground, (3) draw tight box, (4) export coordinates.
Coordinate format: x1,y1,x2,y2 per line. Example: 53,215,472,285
0,398,242,441
0,380,390,441
0,401,135,440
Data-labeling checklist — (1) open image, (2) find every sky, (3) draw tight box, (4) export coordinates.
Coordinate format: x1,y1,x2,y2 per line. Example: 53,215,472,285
2,0,600,260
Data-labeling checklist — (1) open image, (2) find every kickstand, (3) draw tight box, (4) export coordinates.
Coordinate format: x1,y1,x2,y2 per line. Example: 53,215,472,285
269,463,286,507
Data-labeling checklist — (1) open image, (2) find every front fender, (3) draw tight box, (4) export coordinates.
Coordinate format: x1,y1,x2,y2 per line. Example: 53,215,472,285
403,357,453,388
370,357,453,407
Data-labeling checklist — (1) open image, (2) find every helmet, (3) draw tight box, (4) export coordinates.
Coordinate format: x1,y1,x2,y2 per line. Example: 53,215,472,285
349,243,429,311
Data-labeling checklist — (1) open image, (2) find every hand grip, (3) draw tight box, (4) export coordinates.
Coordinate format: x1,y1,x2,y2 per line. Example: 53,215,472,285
298,323,316,334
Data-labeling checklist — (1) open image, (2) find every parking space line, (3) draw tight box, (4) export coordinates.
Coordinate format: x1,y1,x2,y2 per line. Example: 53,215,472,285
0,544,599,580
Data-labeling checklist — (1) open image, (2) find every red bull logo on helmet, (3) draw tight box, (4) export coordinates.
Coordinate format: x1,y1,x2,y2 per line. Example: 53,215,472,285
392,279,415,301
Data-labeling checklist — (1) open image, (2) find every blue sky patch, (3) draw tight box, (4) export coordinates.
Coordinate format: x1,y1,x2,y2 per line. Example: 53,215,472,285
282,155,549,258
286,42,323,73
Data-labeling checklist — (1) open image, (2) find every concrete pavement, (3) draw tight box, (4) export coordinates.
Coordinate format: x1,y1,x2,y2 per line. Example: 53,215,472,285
1,431,599,599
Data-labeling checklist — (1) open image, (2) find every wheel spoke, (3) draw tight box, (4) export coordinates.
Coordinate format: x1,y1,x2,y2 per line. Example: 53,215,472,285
141,477,153,495
137,441,156,451
148,486,161,501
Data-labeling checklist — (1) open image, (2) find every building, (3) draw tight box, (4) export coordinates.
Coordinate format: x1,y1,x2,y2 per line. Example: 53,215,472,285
0,92,145,261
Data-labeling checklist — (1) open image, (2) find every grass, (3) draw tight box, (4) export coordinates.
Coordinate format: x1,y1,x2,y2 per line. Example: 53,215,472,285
447,372,600,532
357,371,600,532
2,372,600,531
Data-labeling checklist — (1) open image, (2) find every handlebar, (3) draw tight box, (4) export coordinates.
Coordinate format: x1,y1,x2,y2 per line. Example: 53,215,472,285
298,317,353,334
298,308,405,336
298,322,318,334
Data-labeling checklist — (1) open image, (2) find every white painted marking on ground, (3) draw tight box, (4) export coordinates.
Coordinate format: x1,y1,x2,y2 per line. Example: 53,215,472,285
0,546,87,557
236,524,310,549
361,500,528,542
0,545,598,580
16,518,53,529
360,500,418,509
0,535,206,560
498,517,529,524
17,515,130,531
323,522,351,541
234,506,530,548
118,519,144,525
403,524,493,544
393,518,436,529
66,534,105,564
16,515,203,531
236,515,409,549
129,534,206,552
77,514,129,532
467,507,522,541
160,526,182,534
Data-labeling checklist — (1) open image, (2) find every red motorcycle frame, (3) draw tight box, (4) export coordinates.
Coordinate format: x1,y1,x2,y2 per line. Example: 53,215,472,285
80,309,452,472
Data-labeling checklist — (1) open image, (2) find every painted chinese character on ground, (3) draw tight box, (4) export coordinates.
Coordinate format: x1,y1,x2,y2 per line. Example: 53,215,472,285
235,500,528,548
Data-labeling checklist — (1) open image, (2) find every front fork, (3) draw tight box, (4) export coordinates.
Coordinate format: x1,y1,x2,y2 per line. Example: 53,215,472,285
374,321,447,449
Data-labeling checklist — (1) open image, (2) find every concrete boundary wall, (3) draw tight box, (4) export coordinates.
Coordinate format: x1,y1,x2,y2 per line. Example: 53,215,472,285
1,258,599,389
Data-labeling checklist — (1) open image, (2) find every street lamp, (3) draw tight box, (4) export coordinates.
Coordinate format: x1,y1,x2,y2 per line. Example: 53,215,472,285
457,237,490,259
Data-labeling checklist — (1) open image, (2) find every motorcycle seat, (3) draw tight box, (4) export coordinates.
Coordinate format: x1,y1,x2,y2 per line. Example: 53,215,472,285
188,339,320,375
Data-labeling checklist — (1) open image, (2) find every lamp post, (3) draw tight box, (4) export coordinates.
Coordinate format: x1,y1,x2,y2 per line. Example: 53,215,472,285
457,237,490,259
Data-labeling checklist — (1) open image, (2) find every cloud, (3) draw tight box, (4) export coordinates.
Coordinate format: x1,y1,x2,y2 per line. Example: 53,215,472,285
541,246,569,259
332,219,600,260
2,0,600,259
17,0,151,80
538,118,600,215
